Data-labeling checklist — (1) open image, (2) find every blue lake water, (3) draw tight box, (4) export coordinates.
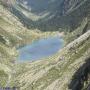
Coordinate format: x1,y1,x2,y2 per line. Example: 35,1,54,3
18,36,64,62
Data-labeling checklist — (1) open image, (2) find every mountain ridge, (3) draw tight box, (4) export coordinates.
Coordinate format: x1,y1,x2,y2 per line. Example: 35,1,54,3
10,0,90,31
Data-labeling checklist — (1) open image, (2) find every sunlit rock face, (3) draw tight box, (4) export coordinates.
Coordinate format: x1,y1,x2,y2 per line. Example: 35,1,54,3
0,0,15,8
1,0,13,5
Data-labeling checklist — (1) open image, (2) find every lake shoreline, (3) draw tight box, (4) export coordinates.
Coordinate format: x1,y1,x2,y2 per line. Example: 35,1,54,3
17,35,64,62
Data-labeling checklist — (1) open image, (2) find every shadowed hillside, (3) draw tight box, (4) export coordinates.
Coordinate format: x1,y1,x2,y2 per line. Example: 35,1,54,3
10,0,90,32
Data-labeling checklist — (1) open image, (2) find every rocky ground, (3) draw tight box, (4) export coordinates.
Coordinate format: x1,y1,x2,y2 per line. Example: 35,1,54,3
9,30,90,90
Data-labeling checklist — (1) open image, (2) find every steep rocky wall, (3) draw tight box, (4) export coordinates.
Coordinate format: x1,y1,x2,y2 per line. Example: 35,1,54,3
69,57,90,90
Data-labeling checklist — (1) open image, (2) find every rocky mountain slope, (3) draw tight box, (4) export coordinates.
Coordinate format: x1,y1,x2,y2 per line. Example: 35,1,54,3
10,30,90,90
0,1,40,87
0,1,59,87
0,0,90,90
11,0,90,31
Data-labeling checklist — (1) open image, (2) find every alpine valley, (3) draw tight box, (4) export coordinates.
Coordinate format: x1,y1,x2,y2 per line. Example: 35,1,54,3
0,0,90,90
